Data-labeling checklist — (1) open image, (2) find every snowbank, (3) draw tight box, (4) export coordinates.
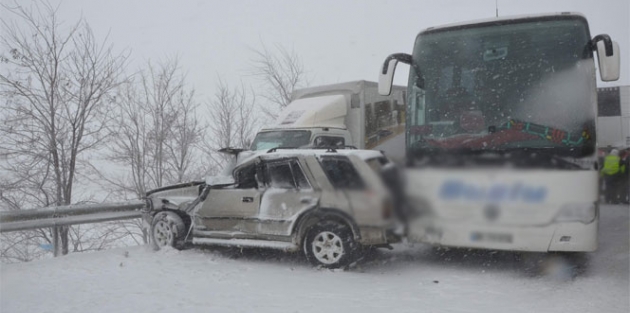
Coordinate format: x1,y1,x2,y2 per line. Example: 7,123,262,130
1,205,628,313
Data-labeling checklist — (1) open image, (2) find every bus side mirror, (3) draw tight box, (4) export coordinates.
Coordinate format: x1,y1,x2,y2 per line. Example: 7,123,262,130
593,35,620,82
379,53,412,96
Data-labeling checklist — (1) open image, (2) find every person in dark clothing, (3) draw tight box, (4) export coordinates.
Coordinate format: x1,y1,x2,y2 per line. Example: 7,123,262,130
619,149,630,204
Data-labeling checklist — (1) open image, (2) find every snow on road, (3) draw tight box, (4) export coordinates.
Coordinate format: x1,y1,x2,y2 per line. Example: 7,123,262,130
1,205,628,313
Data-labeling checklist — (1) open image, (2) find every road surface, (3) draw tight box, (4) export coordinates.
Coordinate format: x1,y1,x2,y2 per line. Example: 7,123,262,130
1,205,628,313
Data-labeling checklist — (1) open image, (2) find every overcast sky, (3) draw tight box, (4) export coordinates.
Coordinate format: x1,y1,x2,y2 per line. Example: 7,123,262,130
6,0,630,99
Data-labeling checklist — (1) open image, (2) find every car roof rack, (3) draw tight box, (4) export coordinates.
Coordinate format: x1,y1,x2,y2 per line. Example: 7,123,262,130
301,145,357,150
266,145,353,153
266,146,297,153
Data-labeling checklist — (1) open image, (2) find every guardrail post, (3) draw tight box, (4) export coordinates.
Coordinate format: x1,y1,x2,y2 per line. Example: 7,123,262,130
52,226,59,257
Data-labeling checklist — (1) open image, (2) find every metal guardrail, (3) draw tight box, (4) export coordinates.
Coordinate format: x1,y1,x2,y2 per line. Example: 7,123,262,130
0,201,147,256
0,200,146,232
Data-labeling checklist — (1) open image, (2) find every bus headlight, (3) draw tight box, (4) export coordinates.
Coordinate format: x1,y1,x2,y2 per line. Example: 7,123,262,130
554,203,597,224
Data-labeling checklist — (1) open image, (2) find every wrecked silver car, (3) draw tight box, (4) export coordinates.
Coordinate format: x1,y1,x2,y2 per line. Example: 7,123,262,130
144,148,400,268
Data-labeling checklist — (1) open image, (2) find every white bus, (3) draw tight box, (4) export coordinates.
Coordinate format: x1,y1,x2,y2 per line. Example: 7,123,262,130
378,13,620,253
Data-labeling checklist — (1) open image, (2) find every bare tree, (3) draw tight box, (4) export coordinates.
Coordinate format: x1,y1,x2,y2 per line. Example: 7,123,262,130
0,176,55,262
250,43,309,118
0,1,128,256
103,80,151,198
106,58,204,194
100,58,205,243
203,79,257,169
164,83,204,184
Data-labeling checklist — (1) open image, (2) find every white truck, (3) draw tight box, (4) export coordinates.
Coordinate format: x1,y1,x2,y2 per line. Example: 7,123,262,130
250,81,407,162
597,86,630,149
378,12,620,255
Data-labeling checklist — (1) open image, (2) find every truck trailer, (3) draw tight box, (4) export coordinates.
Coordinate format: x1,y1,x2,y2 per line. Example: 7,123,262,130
250,81,407,162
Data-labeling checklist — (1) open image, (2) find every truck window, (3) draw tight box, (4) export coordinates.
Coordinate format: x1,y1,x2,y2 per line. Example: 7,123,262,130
251,130,312,150
313,136,345,148
320,156,365,189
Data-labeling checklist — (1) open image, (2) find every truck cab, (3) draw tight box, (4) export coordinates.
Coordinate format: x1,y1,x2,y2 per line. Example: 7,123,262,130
251,95,353,150
250,81,407,162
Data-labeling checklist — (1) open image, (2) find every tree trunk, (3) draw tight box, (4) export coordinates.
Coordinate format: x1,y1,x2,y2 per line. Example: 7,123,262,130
60,226,70,255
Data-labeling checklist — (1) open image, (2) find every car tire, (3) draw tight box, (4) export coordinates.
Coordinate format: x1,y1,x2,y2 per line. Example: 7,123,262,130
151,211,187,250
303,221,358,269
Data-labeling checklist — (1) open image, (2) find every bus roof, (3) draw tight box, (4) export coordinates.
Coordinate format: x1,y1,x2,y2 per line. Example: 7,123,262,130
420,12,587,35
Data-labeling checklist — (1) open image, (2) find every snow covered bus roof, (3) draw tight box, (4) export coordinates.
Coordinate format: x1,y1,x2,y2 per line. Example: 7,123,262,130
420,12,587,35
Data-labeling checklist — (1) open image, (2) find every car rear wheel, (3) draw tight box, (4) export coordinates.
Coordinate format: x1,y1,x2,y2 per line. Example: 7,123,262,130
151,211,186,250
303,221,357,269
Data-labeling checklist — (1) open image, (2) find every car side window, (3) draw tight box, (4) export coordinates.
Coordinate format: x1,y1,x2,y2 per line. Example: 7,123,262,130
320,156,365,190
365,158,383,172
266,161,296,189
235,163,257,189
264,159,311,189
365,157,390,172
291,161,310,189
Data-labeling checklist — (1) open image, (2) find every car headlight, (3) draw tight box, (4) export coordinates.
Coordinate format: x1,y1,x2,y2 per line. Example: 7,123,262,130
143,198,153,212
554,203,597,224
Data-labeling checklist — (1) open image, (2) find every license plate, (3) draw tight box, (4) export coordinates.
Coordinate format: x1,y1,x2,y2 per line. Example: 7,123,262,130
470,232,513,243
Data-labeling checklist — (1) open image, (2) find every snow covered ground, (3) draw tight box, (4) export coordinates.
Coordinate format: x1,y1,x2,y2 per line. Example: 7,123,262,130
1,205,628,313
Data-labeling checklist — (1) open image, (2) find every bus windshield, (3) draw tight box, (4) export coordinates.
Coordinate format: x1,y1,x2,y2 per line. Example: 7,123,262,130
407,17,596,157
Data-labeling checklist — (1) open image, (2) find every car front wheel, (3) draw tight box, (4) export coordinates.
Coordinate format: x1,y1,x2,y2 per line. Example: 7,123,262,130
151,211,186,250
303,221,357,269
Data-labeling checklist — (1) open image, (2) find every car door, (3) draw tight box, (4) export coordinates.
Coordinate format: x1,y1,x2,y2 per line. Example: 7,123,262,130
196,161,262,235
257,158,320,237
319,156,383,225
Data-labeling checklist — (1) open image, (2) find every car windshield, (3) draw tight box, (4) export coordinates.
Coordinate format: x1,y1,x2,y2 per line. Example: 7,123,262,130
407,17,596,156
251,130,312,150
